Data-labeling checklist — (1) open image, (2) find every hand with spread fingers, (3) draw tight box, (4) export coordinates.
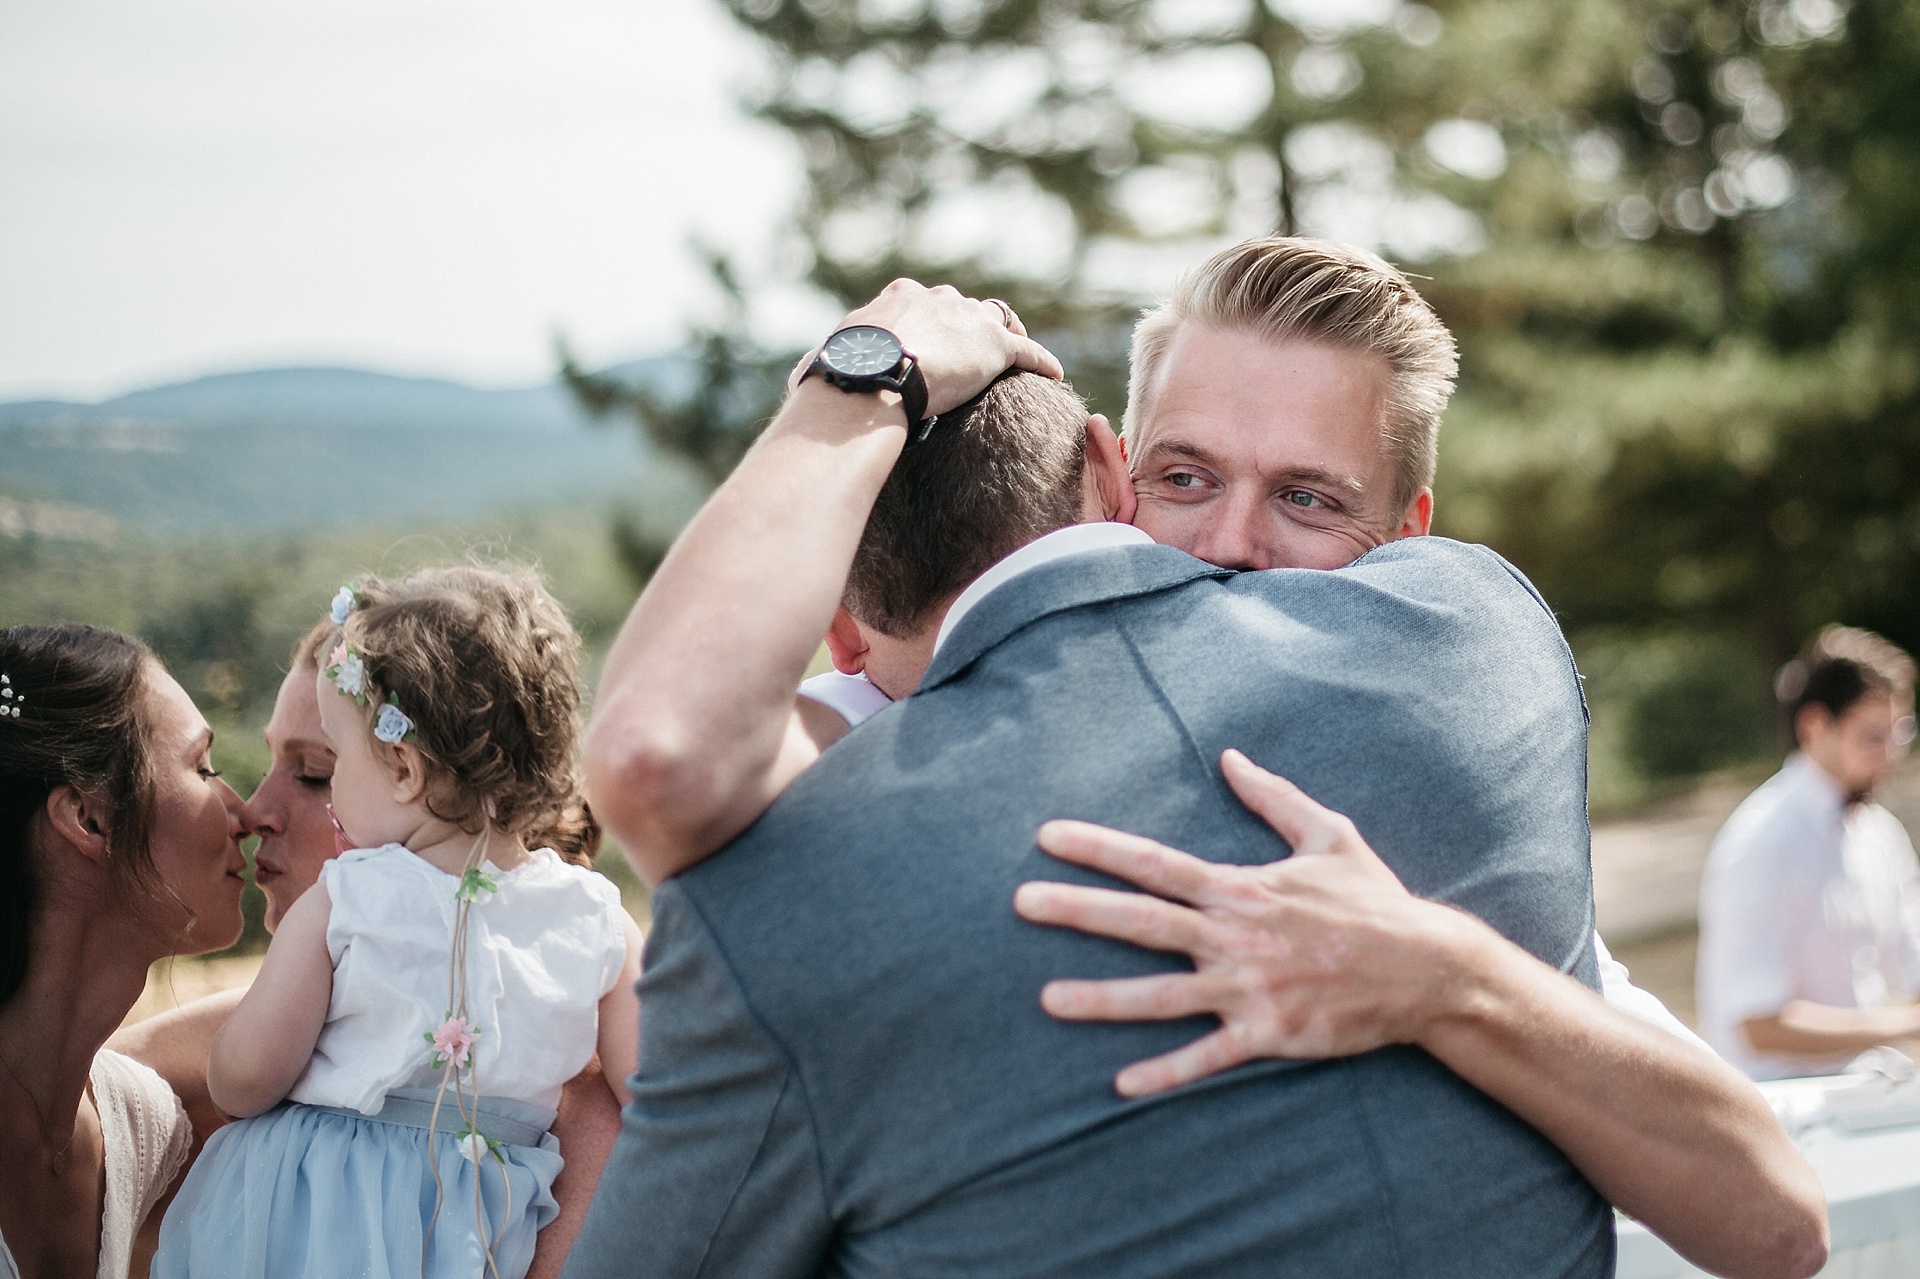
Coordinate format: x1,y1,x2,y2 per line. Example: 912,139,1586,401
1015,748,1487,1097
1018,748,1830,1279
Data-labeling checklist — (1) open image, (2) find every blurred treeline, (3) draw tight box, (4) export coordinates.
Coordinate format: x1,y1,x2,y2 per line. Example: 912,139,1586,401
575,0,1920,814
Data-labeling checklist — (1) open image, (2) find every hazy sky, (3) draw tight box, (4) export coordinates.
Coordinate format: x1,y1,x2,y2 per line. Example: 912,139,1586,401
0,0,820,400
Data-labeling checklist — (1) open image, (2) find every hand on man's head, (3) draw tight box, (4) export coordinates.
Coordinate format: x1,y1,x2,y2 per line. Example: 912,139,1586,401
835,279,1064,417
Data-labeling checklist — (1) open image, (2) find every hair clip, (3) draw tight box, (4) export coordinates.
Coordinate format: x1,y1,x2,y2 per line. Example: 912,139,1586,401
329,583,359,626
373,699,415,745
325,642,368,706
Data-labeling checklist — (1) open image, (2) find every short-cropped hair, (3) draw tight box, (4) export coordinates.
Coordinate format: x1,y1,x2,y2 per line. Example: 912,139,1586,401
843,373,1090,638
1125,237,1458,515
1776,624,1916,724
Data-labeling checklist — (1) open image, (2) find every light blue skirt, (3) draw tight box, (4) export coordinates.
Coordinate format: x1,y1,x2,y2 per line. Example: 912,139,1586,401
153,1088,563,1279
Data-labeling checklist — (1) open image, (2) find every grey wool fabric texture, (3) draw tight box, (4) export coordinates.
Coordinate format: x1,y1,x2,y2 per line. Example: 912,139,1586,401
565,536,1612,1279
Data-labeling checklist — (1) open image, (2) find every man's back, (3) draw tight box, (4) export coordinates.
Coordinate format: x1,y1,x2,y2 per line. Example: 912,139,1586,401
571,537,1610,1279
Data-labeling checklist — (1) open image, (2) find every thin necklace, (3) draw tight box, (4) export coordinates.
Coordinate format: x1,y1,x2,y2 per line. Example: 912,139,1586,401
0,1049,76,1176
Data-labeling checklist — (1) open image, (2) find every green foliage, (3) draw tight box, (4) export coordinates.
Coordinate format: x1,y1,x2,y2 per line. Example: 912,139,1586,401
1424,0,1920,799
560,253,800,585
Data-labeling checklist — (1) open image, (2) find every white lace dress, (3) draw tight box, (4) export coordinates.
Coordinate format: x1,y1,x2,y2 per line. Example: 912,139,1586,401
0,1048,192,1279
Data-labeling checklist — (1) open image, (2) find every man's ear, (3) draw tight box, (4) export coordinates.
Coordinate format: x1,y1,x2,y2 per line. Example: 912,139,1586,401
1795,703,1831,753
1083,415,1137,524
44,784,112,865
824,608,871,676
1394,488,1434,539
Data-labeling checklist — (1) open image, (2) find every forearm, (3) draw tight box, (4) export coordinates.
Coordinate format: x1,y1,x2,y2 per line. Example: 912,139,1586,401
1423,922,1827,1279
586,380,905,879
529,1063,624,1279
208,997,326,1117
1742,1000,1920,1057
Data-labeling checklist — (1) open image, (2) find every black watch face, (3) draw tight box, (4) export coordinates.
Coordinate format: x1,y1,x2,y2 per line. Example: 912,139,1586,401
822,326,904,378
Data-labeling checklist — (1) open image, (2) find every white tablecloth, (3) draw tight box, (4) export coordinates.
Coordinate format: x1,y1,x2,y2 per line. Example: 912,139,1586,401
1618,1077,1920,1278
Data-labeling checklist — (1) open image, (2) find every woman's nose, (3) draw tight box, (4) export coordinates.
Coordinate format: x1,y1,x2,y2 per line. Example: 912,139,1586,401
236,776,283,837
218,777,248,833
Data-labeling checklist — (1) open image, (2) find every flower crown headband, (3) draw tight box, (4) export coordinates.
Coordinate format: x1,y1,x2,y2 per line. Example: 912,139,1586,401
323,584,415,745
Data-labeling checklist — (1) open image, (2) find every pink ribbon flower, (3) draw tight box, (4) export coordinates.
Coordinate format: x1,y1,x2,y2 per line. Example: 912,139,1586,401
430,1016,477,1069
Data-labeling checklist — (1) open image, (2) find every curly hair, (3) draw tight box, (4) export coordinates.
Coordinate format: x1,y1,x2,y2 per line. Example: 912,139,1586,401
328,565,599,866
0,624,161,1004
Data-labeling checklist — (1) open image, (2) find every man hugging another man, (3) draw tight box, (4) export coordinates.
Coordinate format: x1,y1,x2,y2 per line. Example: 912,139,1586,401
565,239,1827,1279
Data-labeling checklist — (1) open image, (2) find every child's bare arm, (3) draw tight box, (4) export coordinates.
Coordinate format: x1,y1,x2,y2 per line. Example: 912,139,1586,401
207,882,335,1118
596,915,645,1107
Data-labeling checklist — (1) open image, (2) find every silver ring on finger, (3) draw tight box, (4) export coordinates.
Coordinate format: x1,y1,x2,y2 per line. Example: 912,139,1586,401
986,297,1017,329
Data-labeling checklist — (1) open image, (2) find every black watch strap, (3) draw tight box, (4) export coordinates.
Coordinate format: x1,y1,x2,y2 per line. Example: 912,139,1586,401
896,358,934,448
801,336,935,444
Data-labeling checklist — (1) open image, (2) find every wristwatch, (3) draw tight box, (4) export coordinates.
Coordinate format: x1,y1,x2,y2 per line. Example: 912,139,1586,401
802,325,936,447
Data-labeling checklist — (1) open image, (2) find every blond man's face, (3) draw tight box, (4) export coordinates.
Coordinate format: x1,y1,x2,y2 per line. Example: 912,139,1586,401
1128,325,1428,571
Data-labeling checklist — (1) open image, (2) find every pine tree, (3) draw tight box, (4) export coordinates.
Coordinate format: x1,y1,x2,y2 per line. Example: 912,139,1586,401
561,252,798,585
1423,0,1920,785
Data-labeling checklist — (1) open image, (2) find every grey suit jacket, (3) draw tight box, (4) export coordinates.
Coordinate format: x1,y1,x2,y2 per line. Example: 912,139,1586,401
565,536,1612,1279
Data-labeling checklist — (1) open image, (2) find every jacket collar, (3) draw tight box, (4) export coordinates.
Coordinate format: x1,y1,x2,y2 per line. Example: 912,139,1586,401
918,532,1230,693
931,522,1157,660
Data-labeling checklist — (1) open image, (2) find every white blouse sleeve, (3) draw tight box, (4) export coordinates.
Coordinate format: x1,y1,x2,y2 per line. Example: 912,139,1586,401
89,1048,192,1279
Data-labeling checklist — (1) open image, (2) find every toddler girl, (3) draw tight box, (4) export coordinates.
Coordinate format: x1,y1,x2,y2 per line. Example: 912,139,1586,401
155,565,642,1279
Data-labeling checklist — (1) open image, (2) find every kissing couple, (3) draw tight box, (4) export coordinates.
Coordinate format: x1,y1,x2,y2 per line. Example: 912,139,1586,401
564,238,1827,1278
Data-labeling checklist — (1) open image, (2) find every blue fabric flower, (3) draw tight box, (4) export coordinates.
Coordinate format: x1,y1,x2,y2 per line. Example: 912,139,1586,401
374,701,414,744
329,584,357,625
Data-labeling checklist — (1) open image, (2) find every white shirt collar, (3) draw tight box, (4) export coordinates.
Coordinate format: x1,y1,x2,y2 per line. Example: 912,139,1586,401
931,521,1156,662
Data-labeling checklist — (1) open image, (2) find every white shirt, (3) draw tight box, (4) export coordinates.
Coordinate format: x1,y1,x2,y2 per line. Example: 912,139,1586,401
1698,753,1920,1079
801,523,1700,1047
291,843,630,1114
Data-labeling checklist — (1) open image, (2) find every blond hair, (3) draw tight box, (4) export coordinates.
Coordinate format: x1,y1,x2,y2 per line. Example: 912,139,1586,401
1124,237,1459,514
328,564,599,865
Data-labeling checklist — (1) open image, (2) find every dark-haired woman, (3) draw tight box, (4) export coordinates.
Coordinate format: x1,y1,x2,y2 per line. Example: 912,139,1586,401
0,624,248,1279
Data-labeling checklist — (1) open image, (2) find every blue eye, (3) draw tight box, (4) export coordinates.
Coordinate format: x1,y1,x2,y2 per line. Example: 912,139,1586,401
1285,491,1317,508
1168,473,1198,488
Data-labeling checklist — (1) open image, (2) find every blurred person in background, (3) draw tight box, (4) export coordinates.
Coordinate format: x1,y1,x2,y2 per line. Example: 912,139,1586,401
1698,625,1920,1080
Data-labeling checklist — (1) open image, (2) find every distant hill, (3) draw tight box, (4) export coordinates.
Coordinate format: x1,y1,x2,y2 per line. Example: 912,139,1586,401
0,361,692,535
